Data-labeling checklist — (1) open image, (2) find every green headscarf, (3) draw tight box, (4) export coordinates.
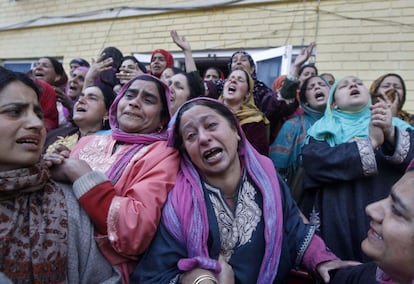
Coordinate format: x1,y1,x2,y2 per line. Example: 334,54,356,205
307,77,413,147
307,78,371,146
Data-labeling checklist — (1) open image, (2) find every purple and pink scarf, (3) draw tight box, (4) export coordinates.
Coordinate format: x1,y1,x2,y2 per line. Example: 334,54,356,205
163,98,284,282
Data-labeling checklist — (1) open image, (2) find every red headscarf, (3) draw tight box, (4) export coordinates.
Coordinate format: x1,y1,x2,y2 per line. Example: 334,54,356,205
151,49,174,67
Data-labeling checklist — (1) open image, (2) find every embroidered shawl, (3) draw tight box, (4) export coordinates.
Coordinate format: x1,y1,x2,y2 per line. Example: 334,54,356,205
0,162,68,283
163,98,283,283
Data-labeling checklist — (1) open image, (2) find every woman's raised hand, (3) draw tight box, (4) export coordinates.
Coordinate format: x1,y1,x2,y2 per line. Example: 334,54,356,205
171,30,191,52
294,42,316,68
370,96,395,145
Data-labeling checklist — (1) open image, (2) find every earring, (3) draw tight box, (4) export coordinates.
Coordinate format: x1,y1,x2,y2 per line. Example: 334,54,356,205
157,126,163,133
102,117,108,126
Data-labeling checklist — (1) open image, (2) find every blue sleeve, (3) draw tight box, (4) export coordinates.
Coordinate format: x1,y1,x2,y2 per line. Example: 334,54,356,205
130,219,187,283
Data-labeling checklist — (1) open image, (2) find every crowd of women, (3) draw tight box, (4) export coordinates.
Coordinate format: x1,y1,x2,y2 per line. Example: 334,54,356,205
0,30,414,284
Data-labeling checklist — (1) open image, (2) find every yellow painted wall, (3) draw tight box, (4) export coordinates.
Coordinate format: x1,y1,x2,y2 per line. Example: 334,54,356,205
1,0,414,111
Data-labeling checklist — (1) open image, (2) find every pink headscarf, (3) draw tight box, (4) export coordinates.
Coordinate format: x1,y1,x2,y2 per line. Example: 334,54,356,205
109,74,171,143
164,98,283,282
107,74,172,183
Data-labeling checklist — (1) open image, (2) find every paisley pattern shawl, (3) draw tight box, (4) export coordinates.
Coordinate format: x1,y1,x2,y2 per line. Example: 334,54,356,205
0,162,68,283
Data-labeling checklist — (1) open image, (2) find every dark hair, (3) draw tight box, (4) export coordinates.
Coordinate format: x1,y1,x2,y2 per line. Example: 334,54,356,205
98,47,124,88
122,56,147,74
82,83,116,130
42,57,68,87
229,50,256,75
371,73,406,107
299,75,328,104
95,83,116,110
320,73,335,80
179,72,205,101
203,66,224,80
70,58,90,68
0,66,40,99
173,98,237,149
298,63,318,77
101,47,124,70
130,75,170,127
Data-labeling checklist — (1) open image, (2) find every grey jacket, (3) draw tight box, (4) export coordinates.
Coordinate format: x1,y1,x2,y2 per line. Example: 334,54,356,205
60,182,121,284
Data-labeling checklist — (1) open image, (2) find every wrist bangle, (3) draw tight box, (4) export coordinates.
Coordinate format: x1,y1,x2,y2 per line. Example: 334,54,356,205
192,274,218,284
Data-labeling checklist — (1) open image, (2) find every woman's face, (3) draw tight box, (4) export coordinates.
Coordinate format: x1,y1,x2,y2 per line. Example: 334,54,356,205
33,58,60,85
321,74,335,86
377,75,404,105
231,53,254,75
223,70,250,107
304,77,329,112
67,68,87,100
119,59,144,84
179,104,240,183
204,68,220,81
69,62,81,75
299,67,317,86
169,73,190,115
73,86,108,129
150,53,168,77
117,79,164,133
333,76,369,112
160,68,175,85
362,170,414,283
0,81,45,171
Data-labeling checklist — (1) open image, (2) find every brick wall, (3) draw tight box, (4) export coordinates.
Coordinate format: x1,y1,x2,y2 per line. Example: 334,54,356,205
1,0,414,111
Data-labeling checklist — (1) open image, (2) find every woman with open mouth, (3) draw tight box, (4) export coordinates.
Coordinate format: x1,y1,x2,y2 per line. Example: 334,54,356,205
43,82,116,153
220,68,269,156
270,75,330,206
0,67,120,283
131,97,359,283
301,75,414,263
46,74,179,283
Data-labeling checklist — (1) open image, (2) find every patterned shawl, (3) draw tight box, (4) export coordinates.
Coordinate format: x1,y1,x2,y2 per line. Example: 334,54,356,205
164,98,283,283
307,78,413,147
106,74,171,183
0,162,68,283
